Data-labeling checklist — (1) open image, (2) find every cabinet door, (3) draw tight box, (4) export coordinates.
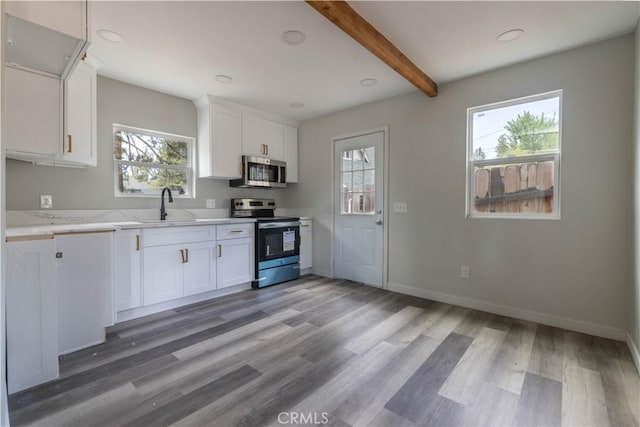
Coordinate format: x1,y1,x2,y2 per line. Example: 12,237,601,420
115,230,141,311
183,241,217,296
263,120,284,160
217,237,254,289
300,221,313,270
210,104,242,179
63,60,96,166
6,239,59,394
5,66,62,157
242,113,265,157
143,244,184,305
56,233,114,354
283,125,298,183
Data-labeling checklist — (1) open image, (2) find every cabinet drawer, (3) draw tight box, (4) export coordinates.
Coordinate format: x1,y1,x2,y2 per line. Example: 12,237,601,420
217,223,254,240
143,226,216,247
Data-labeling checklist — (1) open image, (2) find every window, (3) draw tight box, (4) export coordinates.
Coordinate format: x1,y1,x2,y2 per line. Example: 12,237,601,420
466,90,562,219
113,125,195,197
341,147,376,214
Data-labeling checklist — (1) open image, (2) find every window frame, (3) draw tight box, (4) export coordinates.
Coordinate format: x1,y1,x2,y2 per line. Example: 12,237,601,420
465,90,563,220
113,124,196,199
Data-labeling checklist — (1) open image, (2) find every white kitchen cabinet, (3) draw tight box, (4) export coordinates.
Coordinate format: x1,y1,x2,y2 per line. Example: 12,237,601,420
283,125,298,183
300,219,313,271
56,232,114,354
242,113,265,157
5,56,99,167
183,241,217,296
115,230,142,311
143,243,185,305
217,237,254,289
263,120,284,161
5,66,62,160
4,0,89,41
196,100,242,179
6,237,59,394
62,58,98,166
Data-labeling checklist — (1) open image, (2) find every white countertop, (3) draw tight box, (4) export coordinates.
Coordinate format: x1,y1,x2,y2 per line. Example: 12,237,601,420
6,218,257,238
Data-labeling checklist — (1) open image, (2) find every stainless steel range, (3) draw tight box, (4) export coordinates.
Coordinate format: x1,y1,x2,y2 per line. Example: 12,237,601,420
230,198,300,288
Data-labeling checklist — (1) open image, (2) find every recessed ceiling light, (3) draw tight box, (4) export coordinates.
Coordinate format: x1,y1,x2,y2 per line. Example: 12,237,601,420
360,78,378,87
215,74,233,84
496,29,524,43
97,29,124,43
282,30,306,45
290,102,304,109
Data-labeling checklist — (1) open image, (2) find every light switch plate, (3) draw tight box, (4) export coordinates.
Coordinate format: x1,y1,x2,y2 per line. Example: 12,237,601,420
206,199,216,209
393,202,408,213
40,195,53,209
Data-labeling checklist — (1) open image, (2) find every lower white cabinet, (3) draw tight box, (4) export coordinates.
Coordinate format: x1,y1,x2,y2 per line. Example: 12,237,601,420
217,237,254,289
56,232,114,355
183,241,217,296
142,243,187,305
115,230,141,311
7,238,59,394
300,219,313,270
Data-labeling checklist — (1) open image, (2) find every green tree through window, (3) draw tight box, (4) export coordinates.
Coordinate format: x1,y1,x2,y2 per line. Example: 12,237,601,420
496,111,559,158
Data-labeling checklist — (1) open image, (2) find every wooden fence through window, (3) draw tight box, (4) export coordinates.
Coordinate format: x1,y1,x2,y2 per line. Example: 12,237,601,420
474,160,554,214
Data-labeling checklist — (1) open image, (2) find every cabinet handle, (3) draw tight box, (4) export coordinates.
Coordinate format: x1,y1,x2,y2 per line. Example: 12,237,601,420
136,235,140,251
266,144,269,156
217,244,222,258
180,249,186,263
185,248,189,263
67,135,73,153
230,230,243,233
300,225,310,227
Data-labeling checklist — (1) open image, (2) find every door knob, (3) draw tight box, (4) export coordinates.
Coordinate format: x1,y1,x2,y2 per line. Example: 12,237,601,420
375,219,383,225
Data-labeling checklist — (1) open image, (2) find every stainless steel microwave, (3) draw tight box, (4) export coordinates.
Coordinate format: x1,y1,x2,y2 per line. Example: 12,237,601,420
229,155,287,188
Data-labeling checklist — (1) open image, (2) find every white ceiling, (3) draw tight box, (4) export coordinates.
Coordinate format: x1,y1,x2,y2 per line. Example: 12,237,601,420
90,1,640,121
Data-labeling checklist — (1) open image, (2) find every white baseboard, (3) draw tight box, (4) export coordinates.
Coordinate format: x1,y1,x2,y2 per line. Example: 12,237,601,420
387,282,627,341
626,331,640,375
313,268,333,279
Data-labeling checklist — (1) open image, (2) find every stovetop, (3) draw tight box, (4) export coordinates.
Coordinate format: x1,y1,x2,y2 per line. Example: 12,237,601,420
255,216,300,223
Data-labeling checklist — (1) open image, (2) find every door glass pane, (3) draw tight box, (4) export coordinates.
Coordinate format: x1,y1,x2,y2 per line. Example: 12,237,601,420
342,150,353,171
363,147,375,169
341,193,352,214
364,192,375,214
353,150,364,170
364,170,375,192
353,170,364,192
351,193,364,214
342,172,352,193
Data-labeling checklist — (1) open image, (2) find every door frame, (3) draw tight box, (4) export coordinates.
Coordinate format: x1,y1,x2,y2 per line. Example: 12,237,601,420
330,126,389,289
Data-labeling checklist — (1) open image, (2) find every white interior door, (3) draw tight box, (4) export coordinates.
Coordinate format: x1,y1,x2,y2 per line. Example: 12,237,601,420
334,131,384,287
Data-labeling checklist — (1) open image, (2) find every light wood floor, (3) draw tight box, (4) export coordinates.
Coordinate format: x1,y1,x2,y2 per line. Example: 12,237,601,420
9,275,640,426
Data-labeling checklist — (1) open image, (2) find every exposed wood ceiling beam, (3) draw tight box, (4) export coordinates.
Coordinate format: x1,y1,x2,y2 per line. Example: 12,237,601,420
306,0,438,97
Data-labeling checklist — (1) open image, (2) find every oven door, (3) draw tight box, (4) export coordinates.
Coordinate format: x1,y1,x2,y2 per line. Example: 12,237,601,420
257,222,300,264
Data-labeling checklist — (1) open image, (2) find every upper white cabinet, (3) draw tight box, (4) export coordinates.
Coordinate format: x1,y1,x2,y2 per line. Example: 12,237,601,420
193,94,299,181
242,113,265,157
4,0,89,42
195,95,242,179
62,59,98,166
283,125,298,183
4,66,62,158
5,55,100,167
263,120,284,161
6,237,59,394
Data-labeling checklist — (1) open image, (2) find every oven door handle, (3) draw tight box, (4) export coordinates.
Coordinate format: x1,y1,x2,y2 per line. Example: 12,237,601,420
258,221,301,229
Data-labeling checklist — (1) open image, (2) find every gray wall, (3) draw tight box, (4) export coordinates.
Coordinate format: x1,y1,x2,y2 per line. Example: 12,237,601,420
632,22,640,356
286,35,635,333
6,76,284,210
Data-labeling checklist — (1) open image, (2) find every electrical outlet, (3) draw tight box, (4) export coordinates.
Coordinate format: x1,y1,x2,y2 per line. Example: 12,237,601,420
461,265,470,279
40,195,53,209
393,202,408,213
206,199,216,209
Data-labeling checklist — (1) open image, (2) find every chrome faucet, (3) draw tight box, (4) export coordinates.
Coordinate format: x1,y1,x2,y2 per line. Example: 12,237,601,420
160,187,173,221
